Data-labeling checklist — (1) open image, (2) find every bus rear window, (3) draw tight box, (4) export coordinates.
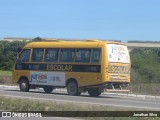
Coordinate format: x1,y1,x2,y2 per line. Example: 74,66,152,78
107,44,129,63
91,49,101,63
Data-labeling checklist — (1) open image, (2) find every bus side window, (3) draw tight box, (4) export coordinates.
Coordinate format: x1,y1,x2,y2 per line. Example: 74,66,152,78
17,49,30,62
91,48,101,63
59,49,75,62
44,48,59,62
31,48,44,62
75,49,91,62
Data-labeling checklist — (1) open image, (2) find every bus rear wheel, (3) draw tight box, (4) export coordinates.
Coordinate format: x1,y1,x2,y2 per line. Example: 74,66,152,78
67,81,81,96
88,88,101,97
19,78,30,92
43,86,54,93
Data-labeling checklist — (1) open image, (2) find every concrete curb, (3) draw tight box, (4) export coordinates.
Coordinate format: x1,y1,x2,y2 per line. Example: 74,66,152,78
105,92,160,100
0,85,19,89
136,95,146,99
145,95,156,100
155,96,160,100
127,94,137,97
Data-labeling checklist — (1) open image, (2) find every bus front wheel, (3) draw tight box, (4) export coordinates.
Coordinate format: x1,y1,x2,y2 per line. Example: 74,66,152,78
43,86,54,93
88,88,101,97
19,79,30,92
67,81,81,96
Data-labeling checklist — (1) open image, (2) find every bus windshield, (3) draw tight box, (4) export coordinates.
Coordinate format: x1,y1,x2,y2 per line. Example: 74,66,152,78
107,44,130,63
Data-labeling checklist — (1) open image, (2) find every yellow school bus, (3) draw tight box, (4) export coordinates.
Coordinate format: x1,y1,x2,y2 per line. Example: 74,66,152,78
12,40,130,97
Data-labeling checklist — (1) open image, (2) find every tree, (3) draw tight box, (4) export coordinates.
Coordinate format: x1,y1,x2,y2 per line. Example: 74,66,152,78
32,37,43,41
0,41,28,70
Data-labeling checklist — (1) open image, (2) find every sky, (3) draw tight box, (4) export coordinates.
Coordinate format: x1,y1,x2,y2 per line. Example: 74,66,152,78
0,0,160,42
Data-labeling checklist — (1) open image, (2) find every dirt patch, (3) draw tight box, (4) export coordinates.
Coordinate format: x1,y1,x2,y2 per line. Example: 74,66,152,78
0,75,16,85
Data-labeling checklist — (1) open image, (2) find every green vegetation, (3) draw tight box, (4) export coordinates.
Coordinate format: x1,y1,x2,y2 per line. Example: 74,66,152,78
131,48,160,83
0,70,14,85
0,96,159,120
128,83,160,95
128,48,160,95
0,37,43,70
0,96,133,111
0,41,27,70
0,70,12,76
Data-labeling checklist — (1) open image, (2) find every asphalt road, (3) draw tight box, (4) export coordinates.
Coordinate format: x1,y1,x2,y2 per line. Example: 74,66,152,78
0,87,160,110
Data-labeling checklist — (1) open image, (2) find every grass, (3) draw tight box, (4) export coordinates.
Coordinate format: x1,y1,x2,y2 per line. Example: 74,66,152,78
0,96,159,120
128,83,160,96
0,70,12,76
0,96,136,111
0,70,16,85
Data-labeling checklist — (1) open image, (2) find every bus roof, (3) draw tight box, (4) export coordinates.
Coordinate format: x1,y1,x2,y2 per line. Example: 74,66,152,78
24,40,123,48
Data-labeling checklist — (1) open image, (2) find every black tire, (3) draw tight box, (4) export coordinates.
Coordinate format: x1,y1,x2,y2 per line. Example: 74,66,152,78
67,81,81,96
43,86,54,93
19,78,30,92
88,88,101,97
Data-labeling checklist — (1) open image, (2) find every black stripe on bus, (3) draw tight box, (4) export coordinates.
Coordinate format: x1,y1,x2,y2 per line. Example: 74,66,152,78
15,63,101,73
